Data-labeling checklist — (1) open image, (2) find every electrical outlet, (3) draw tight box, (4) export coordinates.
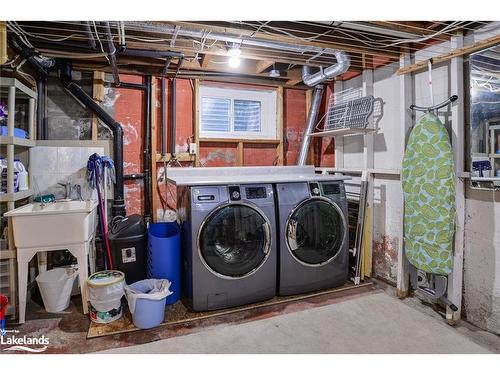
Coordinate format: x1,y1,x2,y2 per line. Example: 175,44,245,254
189,143,197,155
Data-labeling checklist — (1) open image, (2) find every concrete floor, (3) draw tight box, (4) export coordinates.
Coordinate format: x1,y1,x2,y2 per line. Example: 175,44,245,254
98,291,494,354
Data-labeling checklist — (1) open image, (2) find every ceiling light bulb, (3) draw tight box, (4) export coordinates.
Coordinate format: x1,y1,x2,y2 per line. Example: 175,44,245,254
269,69,280,78
228,47,242,57
228,56,241,68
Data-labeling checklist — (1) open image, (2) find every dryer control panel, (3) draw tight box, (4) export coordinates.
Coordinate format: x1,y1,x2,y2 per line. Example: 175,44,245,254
228,185,241,201
245,186,268,199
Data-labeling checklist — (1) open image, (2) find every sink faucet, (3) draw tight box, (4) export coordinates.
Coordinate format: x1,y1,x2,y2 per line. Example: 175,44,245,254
58,181,73,200
57,181,83,200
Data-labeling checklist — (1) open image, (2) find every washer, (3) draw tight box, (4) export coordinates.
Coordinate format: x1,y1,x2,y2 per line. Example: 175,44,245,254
276,180,349,296
178,184,277,311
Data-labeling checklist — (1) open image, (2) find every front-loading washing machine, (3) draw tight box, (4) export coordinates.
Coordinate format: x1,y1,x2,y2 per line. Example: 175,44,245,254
177,184,277,311
276,180,349,296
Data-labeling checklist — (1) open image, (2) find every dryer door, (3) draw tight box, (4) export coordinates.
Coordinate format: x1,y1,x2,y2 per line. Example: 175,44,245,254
286,197,346,266
198,202,271,279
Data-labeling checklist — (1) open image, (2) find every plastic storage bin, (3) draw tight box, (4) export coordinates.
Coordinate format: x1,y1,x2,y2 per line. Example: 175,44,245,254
36,268,77,313
125,279,172,329
147,222,181,305
109,215,147,284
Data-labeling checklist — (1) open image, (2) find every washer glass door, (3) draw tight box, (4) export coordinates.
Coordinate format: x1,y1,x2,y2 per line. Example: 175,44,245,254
286,198,345,266
198,203,271,278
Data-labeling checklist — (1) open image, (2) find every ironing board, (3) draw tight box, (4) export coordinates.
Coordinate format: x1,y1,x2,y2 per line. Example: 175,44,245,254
402,113,455,275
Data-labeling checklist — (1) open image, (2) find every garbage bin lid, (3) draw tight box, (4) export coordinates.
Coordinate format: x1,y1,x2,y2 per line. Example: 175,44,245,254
87,270,125,287
109,214,146,240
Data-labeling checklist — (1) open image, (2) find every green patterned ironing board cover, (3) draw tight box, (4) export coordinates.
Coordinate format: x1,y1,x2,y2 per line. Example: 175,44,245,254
402,113,455,275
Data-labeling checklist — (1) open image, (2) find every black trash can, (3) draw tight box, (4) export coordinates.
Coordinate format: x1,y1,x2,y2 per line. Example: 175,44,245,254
108,214,147,284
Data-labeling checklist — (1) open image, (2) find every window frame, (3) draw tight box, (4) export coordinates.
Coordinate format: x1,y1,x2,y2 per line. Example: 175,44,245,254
198,85,277,140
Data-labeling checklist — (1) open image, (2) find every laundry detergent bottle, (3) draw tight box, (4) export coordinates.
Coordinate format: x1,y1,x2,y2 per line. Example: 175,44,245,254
14,159,28,191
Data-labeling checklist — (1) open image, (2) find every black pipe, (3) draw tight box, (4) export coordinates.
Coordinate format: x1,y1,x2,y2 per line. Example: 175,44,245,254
161,77,167,155
120,48,184,59
36,79,45,140
143,76,152,221
118,82,147,90
10,37,49,76
170,78,177,155
100,21,120,86
81,21,97,50
60,61,126,218
124,173,145,180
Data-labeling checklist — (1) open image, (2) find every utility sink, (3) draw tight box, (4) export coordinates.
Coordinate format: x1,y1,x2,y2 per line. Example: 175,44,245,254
5,200,98,249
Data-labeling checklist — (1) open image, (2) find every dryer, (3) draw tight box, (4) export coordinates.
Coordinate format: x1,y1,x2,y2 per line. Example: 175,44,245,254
276,180,349,296
178,184,277,311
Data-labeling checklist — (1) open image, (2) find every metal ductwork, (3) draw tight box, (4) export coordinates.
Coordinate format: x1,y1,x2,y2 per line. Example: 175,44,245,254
301,51,350,87
296,85,324,166
296,51,350,165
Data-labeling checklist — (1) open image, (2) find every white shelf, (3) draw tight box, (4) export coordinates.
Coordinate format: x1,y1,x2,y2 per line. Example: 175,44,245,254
489,154,500,159
309,127,376,137
0,189,33,203
0,136,36,148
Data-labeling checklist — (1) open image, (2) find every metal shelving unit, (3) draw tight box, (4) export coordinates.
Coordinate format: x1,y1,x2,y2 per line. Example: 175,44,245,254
0,77,37,318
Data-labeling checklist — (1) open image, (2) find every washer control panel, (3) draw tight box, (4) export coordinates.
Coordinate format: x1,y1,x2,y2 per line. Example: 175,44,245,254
245,186,268,199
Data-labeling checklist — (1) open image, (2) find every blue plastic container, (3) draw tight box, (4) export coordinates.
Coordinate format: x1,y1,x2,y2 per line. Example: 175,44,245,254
126,280,167,329
147,222,181,305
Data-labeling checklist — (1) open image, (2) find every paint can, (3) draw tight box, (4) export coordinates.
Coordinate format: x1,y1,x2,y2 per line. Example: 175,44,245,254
87,270,125,324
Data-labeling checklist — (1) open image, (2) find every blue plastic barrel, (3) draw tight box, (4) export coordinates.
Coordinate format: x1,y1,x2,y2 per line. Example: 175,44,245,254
147,222,181,305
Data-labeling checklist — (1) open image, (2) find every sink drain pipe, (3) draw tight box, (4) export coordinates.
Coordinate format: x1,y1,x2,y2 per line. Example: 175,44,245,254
60,61,126,218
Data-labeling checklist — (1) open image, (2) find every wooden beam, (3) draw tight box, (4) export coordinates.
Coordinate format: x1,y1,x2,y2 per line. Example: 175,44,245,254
155,152,195,163
193,79,200,167
0,21,7,65
286,68,303,86
199,138,280,145
237,142,244,166
397,34,500,75
200,54,211,69
276,86,284,166
255,60,275,74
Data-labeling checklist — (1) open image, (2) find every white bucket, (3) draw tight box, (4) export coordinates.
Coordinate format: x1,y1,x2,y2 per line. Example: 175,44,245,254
36,268,77,313
87,270,125,324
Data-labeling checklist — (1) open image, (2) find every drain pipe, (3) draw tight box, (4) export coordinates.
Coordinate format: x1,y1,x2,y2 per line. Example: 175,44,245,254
296,85,324,166
60,62,126,218
296,51,350,165
143,76,152,222
170,78,177,155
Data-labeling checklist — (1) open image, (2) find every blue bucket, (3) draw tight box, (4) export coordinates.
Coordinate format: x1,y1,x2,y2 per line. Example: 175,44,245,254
147,222,181,305
126,279,168,330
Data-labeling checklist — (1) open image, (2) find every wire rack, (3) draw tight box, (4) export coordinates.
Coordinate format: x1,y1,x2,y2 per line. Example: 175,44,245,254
324,91,375,130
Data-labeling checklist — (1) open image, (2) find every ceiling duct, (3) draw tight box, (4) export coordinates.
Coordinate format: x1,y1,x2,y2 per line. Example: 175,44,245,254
301,51,350,86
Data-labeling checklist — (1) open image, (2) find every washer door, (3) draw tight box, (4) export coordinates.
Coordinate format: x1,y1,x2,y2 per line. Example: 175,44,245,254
286,197,346,266
198,203,271,279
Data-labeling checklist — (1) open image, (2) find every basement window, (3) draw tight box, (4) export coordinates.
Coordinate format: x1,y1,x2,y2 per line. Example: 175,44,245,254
199,85,277,140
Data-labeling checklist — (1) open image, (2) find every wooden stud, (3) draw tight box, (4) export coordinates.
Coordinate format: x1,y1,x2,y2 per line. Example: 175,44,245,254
199,138,280,145
91,71,105,141
237,142,244,166
193,79,201,167
276,86,284,166
0,21,7,65
396,52,413,298
447,33,465,323
305,89,315,165
150,77,158,222
200,54,211,69
362,67,374,279
397,34,500,76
